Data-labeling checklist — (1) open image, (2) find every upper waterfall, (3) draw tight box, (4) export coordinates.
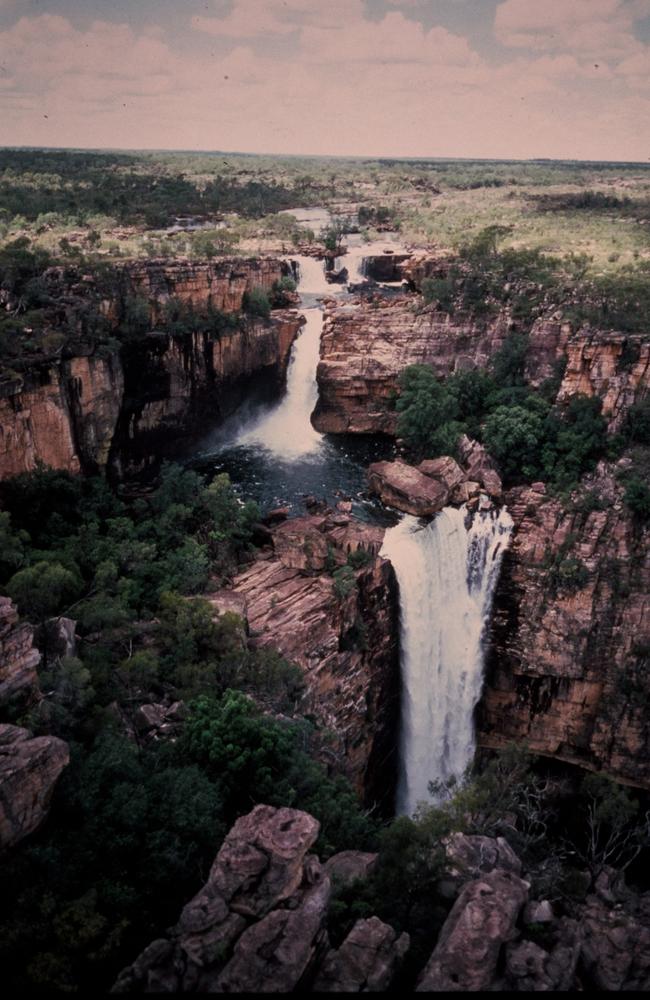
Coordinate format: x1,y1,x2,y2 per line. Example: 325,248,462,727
380,502,513,816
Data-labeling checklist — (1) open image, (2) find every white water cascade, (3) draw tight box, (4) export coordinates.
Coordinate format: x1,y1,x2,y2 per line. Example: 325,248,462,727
234,256,330,459
380,503,514,816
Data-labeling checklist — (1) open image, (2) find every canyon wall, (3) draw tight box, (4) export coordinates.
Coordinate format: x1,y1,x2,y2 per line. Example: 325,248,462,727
0,258,302,481
479,463,650,788
312,293,646,435
210,512,400,811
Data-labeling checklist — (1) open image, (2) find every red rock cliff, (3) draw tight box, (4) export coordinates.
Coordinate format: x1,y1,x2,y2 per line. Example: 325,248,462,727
479,463,650,788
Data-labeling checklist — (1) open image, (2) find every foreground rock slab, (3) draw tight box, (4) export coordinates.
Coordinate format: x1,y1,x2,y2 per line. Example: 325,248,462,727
367,460,449,516
114,805,407,994
416,868,529,992
0,724,69,850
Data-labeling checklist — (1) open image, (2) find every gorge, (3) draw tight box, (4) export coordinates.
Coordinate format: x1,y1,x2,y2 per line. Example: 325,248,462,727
1,185,649,993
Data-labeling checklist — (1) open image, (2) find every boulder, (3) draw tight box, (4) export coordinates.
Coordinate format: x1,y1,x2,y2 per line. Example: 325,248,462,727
367,460,449,516
313,916,409,992
443,832,523,880
418,456,466,494
0,724,69,849
324,850,378,887
416,869,529,992
457,435,503,497
579,893,650,991
0,598,41,706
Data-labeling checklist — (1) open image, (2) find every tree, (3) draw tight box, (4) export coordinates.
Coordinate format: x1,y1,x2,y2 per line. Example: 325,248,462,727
7,561,82,625
567,773,650,877
482,404,545,481
396,365,462,460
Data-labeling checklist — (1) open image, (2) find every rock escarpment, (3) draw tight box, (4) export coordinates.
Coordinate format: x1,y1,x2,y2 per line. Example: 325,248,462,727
0,258,302,481
210,512,399,810
0,724,69,850
113,804,409,994
479,462,650,788
312,293,647,436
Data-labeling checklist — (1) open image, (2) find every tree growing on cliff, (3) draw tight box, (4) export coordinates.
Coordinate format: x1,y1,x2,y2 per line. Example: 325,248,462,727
396,365,462,460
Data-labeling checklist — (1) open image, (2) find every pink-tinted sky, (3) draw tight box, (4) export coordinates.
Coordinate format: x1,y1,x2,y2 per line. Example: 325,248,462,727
1,0,649,160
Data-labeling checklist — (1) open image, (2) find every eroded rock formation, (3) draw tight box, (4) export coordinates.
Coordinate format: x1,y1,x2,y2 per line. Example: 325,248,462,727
0,724,69,850
210,512,399,810
113,804,408,994
0,597,40,707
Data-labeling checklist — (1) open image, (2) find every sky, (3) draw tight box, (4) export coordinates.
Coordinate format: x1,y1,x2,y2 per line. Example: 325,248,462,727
0,0,649,160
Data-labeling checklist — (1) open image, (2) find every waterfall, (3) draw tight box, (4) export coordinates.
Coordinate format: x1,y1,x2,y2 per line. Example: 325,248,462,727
380,502,513,816
235,306,323,459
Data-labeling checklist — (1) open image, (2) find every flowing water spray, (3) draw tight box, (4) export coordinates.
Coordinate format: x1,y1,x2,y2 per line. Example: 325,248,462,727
380,503,514,816
233,256,330,459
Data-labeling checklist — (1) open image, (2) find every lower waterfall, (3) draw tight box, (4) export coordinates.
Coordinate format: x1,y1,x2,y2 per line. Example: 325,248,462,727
380,503,514,816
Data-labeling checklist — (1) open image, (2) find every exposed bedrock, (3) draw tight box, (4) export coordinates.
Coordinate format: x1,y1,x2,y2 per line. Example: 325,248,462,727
0,257,302,480
312,294,648,435
479,462,650,789
209,513,400,812
0,723,69,850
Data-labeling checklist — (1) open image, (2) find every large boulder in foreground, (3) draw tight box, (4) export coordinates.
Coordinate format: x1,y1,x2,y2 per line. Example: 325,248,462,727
0,724,69,850
416,868,529,992
114,805,408,994
367,460,449,515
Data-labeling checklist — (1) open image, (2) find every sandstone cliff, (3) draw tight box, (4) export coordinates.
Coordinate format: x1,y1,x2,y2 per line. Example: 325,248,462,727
312,293,647,435
0,258,302,480
210,512,400,811
479,462,650,788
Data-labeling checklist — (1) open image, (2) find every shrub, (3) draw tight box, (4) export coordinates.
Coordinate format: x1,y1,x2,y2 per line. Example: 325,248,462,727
243,287,271,320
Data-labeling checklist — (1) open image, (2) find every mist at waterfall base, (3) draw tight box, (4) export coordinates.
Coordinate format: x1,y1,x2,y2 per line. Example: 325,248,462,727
381,504,514,817
190,247,398,522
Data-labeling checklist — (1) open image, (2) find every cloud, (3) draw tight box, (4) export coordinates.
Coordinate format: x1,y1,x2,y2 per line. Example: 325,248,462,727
0,5,647,161
495,0,646,59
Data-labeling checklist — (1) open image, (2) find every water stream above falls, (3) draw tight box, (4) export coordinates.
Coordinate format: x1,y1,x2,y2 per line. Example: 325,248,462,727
190,233,400,522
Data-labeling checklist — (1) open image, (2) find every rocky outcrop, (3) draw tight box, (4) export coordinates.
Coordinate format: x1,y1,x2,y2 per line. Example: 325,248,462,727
0,257,302,480
557,331,650,432
312,917,409,992
312,292,647,437
367,451,499,516
0,724,69,849
114,805,407,994
479,462,650,789
217,512,400,810
367,459,450,516
312,295,561,436
416,868,529,992
0,598,40,707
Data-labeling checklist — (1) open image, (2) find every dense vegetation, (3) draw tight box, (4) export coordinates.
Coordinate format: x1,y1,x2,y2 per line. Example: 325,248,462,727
396,342,610,493
0,463,377,990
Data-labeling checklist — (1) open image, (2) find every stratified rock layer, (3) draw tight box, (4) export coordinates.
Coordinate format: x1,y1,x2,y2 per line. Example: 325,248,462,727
219,513,400,810
312,293,647,436
0,724,69,849
0,258,301,480
479,463,650,788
